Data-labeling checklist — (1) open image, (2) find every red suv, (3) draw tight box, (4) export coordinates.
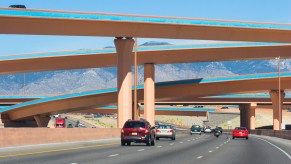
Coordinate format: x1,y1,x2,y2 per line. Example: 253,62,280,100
121,120,155,146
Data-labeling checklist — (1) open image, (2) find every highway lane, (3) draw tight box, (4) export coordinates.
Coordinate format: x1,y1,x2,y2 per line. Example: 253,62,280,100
0,134,290,164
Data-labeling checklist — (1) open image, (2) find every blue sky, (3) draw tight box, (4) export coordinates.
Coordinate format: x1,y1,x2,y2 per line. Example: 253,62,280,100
0,0,291,55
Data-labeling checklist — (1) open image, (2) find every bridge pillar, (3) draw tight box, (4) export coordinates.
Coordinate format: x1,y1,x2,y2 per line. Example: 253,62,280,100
115,37,135,128
34,115,50,127
269,90,285,130
248,103,257,130
240,103,256,130
144,63,155,126
239,104,248,128
0,114,10,128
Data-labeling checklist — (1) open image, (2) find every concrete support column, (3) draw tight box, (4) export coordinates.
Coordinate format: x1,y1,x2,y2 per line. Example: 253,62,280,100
115,37,134,128
144,63,155,126
269,90,285,130
248,103,257,130
0,114,10,128
239,104,248,128
34,115,50,127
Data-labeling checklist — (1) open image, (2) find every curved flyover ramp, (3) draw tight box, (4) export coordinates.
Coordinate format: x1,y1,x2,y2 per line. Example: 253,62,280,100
1,8,291,42
1,42,291,74
1,72,291,120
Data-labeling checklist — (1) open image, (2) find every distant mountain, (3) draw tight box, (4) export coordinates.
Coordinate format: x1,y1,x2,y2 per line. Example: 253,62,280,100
0,41,289,95
139,41,171,46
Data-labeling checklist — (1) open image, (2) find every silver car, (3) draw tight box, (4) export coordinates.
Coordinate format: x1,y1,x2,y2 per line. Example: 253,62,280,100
155,124,176,140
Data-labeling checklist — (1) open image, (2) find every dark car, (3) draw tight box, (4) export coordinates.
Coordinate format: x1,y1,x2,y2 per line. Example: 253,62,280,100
190,125,201,135
9,5,26,8
67,124,74,128
214,127,223,133
121,120,155,146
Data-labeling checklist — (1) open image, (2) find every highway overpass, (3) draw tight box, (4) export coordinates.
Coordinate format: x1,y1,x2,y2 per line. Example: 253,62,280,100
0,42,291,74
1,8,291,129
1,8,291,42
1,72,291,130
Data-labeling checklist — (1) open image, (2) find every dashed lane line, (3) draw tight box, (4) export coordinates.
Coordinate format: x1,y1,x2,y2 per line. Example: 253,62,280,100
216,147,219,149
157,146,162,148
197,156,203,159
108,154,119,158
137,149,145,152
209,150,213,153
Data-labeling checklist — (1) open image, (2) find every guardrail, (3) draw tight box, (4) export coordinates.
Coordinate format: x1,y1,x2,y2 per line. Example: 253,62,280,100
250,129,291,140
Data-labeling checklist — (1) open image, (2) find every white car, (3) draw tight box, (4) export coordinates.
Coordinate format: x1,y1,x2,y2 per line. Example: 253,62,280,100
204,128,212,133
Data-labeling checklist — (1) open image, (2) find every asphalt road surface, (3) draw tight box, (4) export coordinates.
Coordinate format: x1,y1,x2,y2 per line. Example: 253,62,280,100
0,134,290,164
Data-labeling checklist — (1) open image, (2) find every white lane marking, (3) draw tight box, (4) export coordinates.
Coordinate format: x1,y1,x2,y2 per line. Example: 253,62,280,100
209,150,213,153
220,144,223,146
197,156,203,159
257,138,291,160
70,163,78,164
138,149,145,152
216,147,219,149
180,142,183,144
157,146,162,148
170,143,174,146
108,154,119,157
187,140,191,142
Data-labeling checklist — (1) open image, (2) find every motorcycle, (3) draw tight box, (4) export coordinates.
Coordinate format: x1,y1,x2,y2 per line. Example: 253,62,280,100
214,130,221,138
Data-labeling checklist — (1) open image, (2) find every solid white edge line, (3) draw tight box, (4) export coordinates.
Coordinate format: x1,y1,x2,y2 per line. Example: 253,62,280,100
257,138,291,160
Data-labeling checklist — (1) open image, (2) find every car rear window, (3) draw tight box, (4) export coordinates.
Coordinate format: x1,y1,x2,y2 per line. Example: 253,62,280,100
192,125,200,128
158,125,172,129
124,121,145,128
235,127,247,130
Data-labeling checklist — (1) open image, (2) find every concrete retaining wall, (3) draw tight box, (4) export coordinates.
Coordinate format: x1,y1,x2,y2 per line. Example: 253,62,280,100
0,128,121,147
250,129,291,140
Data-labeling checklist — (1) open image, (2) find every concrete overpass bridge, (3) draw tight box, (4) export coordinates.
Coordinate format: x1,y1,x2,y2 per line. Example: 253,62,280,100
0,72,291,130
1,8,291,130
0,42,291,74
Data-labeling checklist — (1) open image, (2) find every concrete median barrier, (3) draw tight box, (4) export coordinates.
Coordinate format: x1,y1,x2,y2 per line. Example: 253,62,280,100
0,128,121,147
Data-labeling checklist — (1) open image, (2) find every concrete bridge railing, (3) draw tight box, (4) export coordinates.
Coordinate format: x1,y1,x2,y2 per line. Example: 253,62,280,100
250,130,291,140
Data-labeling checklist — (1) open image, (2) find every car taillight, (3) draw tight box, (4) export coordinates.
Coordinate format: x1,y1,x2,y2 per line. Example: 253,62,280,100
169,130,174,132
145,129,150,134
156,129,160,133
121,129,124,134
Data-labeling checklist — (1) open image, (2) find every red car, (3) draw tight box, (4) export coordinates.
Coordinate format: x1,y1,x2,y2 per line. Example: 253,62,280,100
121,120,155,146
232,127,248,140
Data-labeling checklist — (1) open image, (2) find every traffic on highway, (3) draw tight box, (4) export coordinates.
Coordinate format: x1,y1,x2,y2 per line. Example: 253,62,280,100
0,124,290,164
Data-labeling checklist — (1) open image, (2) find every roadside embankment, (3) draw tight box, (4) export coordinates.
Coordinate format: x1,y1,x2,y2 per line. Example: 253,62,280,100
0,128,120,147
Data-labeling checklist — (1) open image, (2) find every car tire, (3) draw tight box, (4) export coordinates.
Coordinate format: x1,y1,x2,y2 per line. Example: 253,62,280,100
156,137,159,140
232,137,235,139
151,139,155,146
127,142,131,146
190,133,192,135
121,141,125,146
146,137,151,146
246,137,248,140
172,136,176,140
199,133,201,135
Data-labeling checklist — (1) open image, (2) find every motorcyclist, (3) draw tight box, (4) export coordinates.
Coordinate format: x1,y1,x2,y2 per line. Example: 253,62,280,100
214,126,221,137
